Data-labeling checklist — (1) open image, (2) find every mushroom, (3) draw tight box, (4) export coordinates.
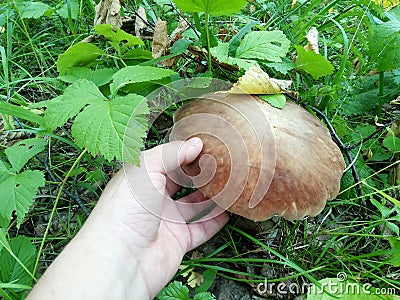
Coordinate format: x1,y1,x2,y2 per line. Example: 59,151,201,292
170,93,345,221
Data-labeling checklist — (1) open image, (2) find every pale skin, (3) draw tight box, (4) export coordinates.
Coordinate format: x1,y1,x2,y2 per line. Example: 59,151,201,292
27,138,229,300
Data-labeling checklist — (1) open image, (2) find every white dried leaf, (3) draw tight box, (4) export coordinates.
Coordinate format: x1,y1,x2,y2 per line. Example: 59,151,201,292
304,27,319,54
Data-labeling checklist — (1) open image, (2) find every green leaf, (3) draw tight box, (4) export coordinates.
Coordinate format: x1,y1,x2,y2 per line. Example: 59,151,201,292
336,73,399,116
18,1,51,19
56,0,79,19
382,136,400,152
122,48,153,60
259,94,287,109
57,42,106,75
0,236,36,288
157,281,191,300
110,66,175,95
95,24,143,54
265,60,295,74
295,46,334,79
0,170,45,226
171,38,193,54
172,0,246,16
0,228,6,253
58,67,117,86
43,79,106,130
5,138,47,173
193,292,215,300
388,237,400,267
0,102,45,127
368,16,400,71
71,94,149,164
236,31,290,63
211,43,255,70
228,21,257,56
195,269,217,294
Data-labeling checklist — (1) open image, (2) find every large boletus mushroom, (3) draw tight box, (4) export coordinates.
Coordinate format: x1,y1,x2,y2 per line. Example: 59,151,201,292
170,93,345,221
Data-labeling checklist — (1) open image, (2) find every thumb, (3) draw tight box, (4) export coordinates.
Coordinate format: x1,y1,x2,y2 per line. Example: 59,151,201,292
144,137,203,175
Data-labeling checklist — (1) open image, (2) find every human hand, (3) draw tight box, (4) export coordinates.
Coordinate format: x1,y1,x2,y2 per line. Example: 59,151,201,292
28,138,228,300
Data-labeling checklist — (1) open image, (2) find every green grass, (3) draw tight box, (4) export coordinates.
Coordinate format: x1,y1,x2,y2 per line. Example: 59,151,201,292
0,0,399,299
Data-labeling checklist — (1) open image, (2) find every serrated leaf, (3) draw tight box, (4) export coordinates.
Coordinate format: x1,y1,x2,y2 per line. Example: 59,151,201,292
58,67,116,86
265,60,295,74
18,1,51,19
259,94,287,109
368,8,400,71
228,21,257,56
56,0,79,19
58,67,92,83
95,24,144,54
71,94,149,164
211,42,256,70
157,281,191,300
295,45,334,79
110,66,175,95
5,138,47,173
193,292,215,300
172,0,246,16
57,42,106,75
0,236,36,288
236,31,290,63
0,170,45,226
336,73,399,116
43,79,106,130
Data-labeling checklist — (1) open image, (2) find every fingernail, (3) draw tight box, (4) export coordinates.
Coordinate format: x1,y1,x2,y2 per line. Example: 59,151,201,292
188,137,202,146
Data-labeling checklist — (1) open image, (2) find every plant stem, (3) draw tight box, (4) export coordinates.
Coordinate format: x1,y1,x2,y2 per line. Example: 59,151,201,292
32,148,88,279
377,71,384,116
204,12,212,72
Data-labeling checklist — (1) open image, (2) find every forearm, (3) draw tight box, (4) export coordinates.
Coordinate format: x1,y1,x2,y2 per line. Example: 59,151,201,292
27,216,151,300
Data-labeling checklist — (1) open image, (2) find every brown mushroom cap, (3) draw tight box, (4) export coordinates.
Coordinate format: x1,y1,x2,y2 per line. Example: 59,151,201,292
170,93,345,221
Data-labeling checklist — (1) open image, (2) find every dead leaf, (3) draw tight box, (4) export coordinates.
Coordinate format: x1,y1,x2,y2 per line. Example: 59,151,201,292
291,0,298,9
187,271,204,288
304,27,319,54
178,265,193,278
94,0,123,27
152,18,169,59
229,65,292,94
170,17,188,42
135,6,148,37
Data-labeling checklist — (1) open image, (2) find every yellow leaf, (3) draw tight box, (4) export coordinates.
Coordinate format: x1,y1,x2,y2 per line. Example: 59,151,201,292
291,0,297,9
229,65,292,94
372,0,399,9
187,271,204,288
178,265,193,278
